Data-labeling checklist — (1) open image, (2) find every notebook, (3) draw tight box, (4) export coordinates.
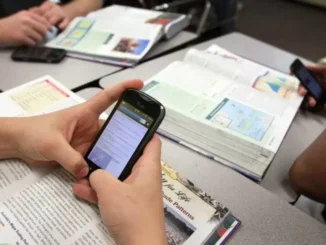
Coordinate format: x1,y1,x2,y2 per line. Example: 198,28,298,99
142,45,303,180
0,76,240,244
46,5,189,67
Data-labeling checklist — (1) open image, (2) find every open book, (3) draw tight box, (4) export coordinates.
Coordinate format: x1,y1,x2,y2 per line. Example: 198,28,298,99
46,5,189,67
0,77,240,244
142,45,303,181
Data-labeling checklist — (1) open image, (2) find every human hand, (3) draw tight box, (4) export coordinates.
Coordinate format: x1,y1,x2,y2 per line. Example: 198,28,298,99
9,80,143,178
73,136,167,245
0,11,51,46
298,65,326,108
30,1,70,29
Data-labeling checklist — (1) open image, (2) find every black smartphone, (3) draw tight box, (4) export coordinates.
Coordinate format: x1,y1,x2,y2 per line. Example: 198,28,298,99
290,59,326,104
11,47,66,63
84,89,165,181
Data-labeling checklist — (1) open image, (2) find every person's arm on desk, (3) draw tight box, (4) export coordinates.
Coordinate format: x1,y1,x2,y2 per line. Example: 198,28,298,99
31,0,103,30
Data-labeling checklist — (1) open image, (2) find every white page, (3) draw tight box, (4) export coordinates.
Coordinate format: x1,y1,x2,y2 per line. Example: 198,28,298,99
147,61,298,152
143,61,303,177
0,168,113,244
88,5,188,40
47,16,162,62
185,46,302,108
0,76,85,203
0,165,225,244
88,5,161,24
0,159,51,202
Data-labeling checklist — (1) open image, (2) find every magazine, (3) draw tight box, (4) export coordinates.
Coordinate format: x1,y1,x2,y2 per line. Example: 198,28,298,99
46,5,189,67
142,45,303,180
0,77,240,244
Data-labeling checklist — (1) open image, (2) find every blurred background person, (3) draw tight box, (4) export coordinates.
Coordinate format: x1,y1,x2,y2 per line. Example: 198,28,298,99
0,0,102,46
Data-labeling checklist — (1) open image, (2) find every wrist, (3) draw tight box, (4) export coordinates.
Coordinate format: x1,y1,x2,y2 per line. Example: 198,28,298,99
0,118,20,159
118,214,167,245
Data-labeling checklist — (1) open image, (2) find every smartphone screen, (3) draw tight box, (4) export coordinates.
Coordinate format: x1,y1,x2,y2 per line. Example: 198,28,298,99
87,101,154,178
296,66,323,100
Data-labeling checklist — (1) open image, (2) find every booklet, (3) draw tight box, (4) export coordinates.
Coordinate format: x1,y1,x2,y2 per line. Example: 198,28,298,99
142,45,303,181
46,5,189,67
0,76,240,244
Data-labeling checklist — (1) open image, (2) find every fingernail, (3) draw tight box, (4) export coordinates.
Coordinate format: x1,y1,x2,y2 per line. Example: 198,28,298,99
76,167,89,178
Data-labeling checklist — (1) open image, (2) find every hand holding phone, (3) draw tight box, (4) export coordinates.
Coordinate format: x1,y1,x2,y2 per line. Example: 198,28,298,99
84,89,165,181
290,59,326,105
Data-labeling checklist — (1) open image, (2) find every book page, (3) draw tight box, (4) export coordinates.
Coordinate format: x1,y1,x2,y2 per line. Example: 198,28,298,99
161,162,229,244
0,76,84,203
88,5,161,24
143,61,301,177
184,46,302,105
0,168,113,244
0,159,51,203
0,164,230,245
88,5,188,40
47,15,162,63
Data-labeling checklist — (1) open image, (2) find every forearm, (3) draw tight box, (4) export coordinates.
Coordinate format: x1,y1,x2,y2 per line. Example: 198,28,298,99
289,129,326,204
62,0,102,19
0,118,19,159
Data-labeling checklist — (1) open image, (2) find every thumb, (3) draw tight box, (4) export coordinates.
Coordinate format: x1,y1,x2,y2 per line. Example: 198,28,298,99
45,136,89,177
89,169,121,198
85,79,143,116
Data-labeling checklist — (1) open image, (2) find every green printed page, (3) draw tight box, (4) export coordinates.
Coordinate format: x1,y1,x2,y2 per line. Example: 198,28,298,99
143,81,217,119
48,18,113,55
143,80,276,146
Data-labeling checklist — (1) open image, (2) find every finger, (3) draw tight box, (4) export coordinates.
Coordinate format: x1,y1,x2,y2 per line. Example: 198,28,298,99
26,27,43,42
58,17,70,29
46,135,89,177
298,86,307,96
308,97,317,107
73,182,98,204
306,65,326,72
40,1,54,13
126,135,162,184
29,12,52,30
29,7,42,15
86,80,143,115
21,36,37,46
89,169,121,197
47,12,64,26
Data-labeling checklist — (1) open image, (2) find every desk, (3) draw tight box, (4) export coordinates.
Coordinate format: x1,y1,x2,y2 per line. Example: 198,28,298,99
76,87,102,100
0,49,120,91
78,85,326,245
100,32,316,203
145,31,197,60
0,31,197,91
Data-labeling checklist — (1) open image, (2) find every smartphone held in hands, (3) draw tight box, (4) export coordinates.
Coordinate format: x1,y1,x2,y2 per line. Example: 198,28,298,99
290,59,326,104
84,89,165,181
